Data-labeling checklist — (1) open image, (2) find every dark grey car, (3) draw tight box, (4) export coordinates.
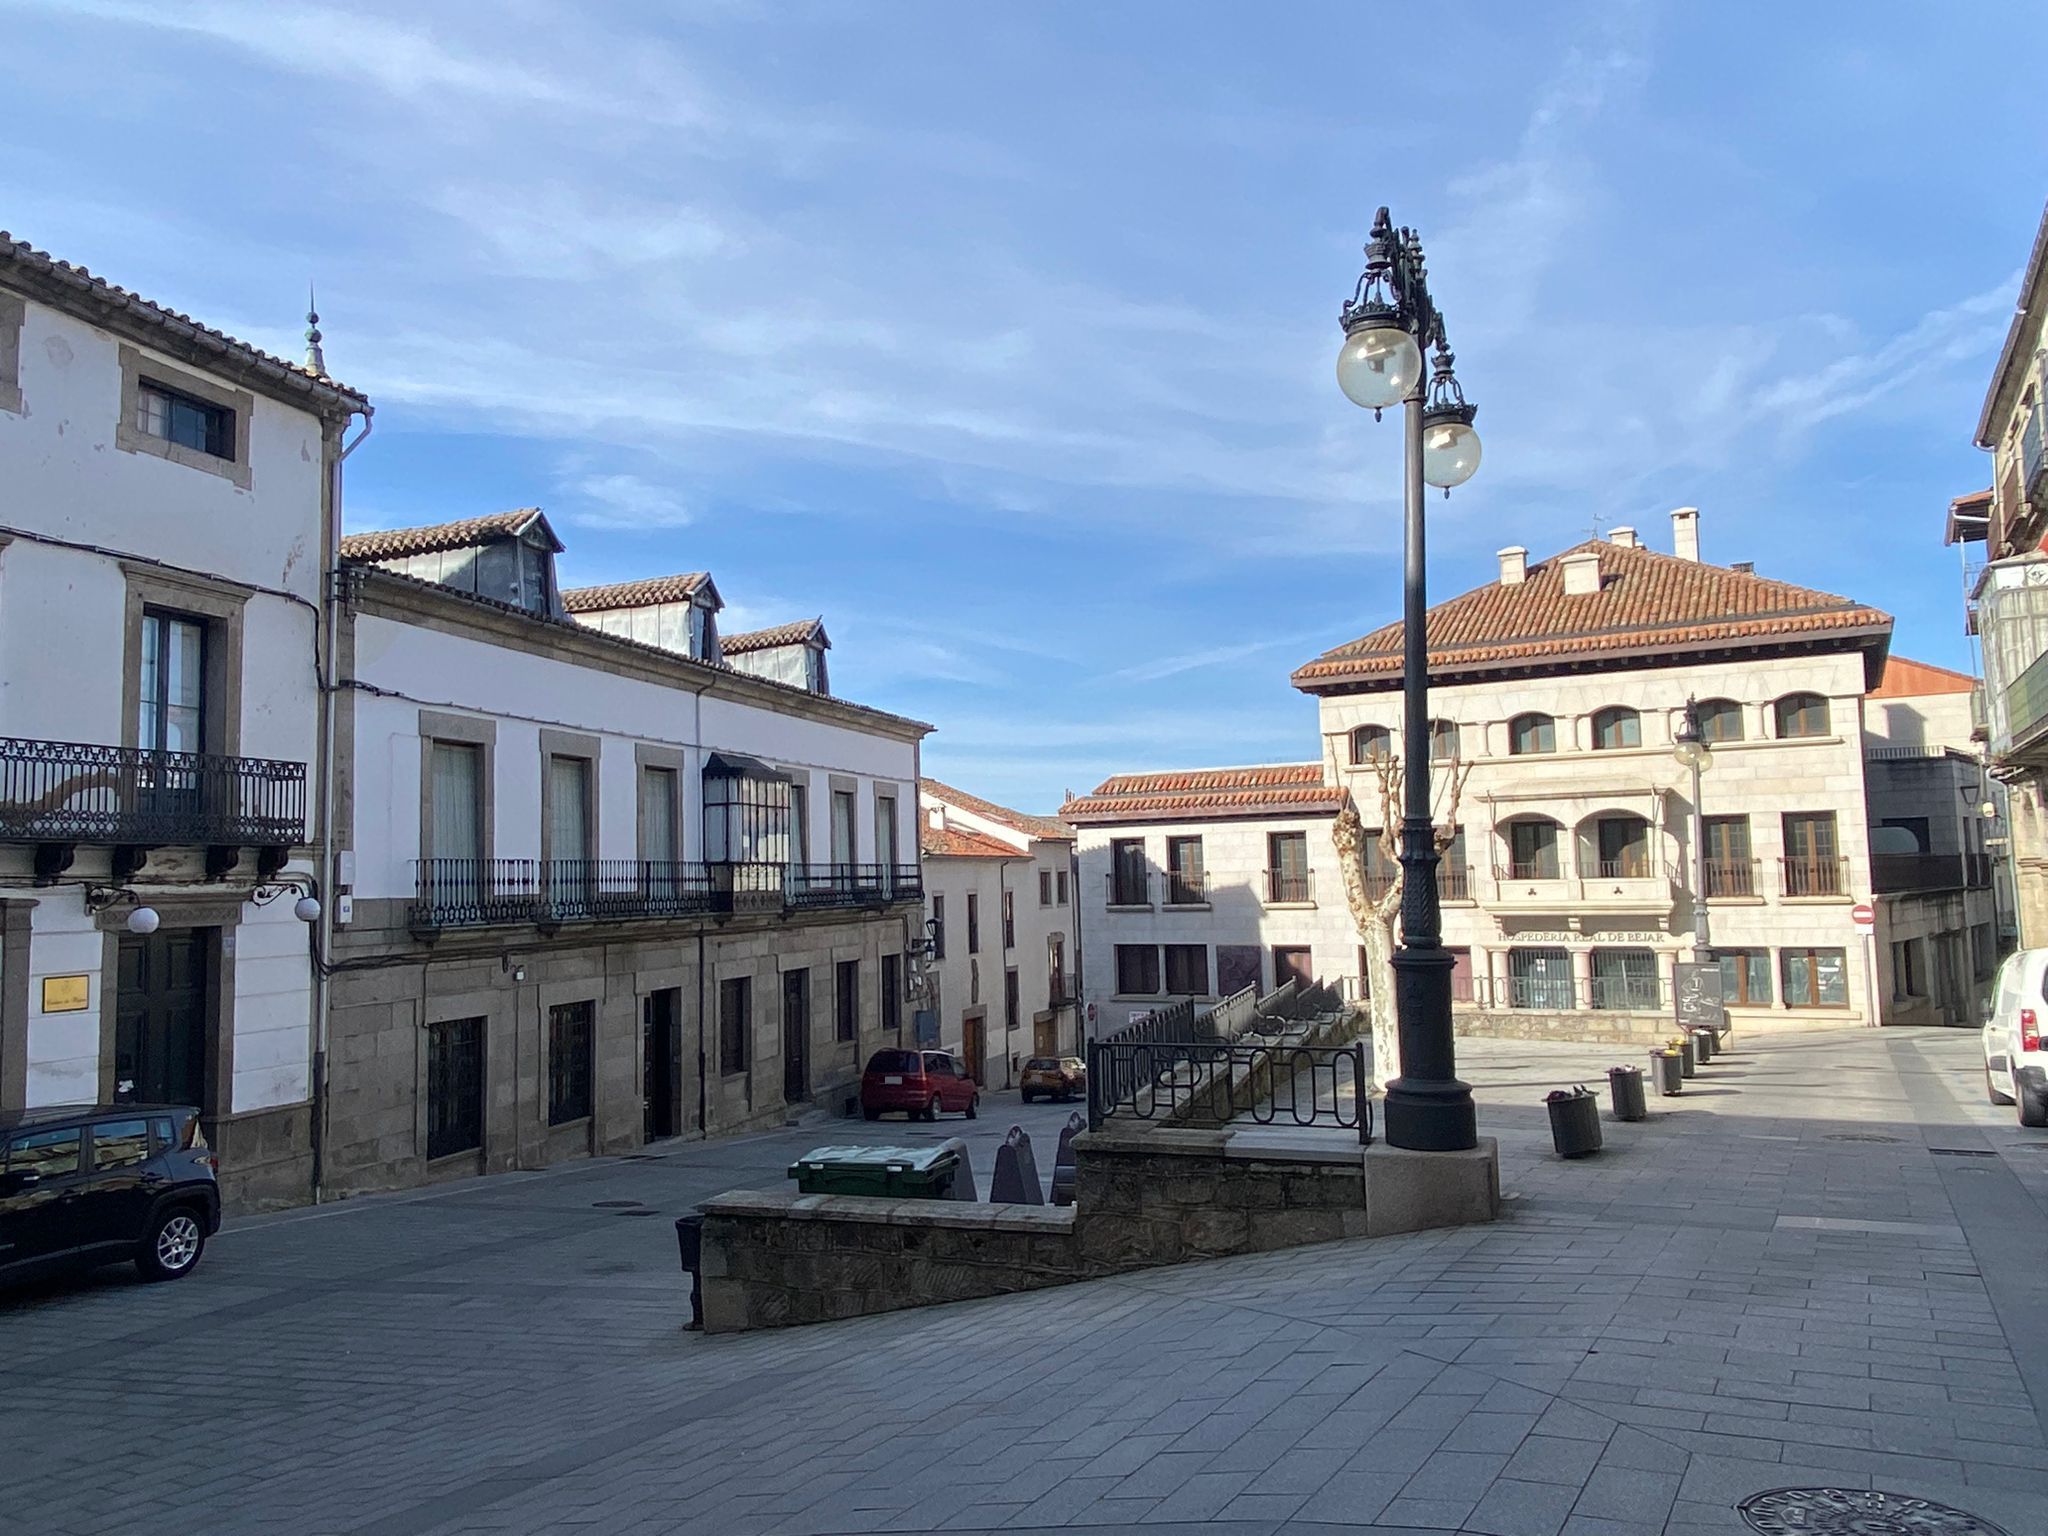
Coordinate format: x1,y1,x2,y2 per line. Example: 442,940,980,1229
0,1104,220,1285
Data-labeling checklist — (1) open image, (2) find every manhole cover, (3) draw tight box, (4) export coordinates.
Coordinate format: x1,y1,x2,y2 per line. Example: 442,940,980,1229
1931,1147,1997,1158
1737,1487,2009,1536
1824,1132,1902,1143
592,1200,644,1209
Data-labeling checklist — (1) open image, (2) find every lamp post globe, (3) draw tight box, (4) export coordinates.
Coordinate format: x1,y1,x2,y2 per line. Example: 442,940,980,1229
1336,323,1422,411
126,906,160,936
1673,733,1712,774
1421,415,1482,489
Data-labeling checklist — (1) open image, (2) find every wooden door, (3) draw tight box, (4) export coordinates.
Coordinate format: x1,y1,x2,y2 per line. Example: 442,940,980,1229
115,931,209,1107
782,970,810,1103
963,1013,986,1085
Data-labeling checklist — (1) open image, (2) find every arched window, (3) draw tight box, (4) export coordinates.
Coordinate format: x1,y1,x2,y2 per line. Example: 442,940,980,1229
1773,692,1830,739
1578,812,1652,879
1508,712,1556,755
1591,705,1640,750
1429,719,1460,762
1696,698,1744,743
1348,724,1391,766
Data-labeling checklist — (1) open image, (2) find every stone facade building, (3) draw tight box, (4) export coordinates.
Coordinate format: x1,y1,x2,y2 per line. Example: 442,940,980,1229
321,512,930,1196
1072,510,1996,1036
0,233,369,1208
916,779,1077,1084
1952,198,2048,949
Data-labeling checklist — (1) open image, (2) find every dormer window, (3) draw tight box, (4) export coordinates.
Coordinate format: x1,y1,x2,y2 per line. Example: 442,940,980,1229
690,601,721,663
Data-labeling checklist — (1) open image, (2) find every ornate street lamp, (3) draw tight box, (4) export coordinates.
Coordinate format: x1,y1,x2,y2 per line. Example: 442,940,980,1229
1335,207,1482,1153
1672,696,1713,960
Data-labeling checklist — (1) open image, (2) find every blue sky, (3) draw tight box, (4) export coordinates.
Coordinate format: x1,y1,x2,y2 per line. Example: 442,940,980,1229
4,2,2040,812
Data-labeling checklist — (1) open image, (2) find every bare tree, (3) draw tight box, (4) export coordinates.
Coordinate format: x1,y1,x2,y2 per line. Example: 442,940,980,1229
1333,749,1473,1093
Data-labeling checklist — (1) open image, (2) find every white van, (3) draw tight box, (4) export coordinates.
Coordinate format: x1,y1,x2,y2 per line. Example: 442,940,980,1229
1982,948,2048,1127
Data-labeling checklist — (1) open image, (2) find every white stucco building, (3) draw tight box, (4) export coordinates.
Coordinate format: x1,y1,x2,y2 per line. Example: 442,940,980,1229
916,779,1077,1084
324,514,931,1194
1070,510,1998,1036
0,234,369,1207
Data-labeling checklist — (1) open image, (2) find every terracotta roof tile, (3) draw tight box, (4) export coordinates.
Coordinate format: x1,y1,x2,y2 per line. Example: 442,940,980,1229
341,510,559,562
1292,540,1891,691
1,230,369,412
1869,655,1975,699
723,618,828,654
920,778,1073,842
1059,763,1343,824
560,572,712,612
920,825,1025,859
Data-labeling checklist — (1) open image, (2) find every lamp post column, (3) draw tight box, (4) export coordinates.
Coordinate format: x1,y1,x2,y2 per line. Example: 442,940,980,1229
1382,377,1477,1153
1690,750,1710,962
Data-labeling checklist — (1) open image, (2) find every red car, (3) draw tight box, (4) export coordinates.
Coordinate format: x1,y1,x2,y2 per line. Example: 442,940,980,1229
860,1049,980,1122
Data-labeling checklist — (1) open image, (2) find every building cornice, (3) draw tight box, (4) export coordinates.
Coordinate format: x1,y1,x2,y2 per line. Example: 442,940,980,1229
1976,199,2048,449
0,234,370,422
1299,625,1894,697
348,565,933,744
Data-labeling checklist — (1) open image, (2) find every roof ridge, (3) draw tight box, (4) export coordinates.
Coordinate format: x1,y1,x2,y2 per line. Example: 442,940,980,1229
1294,535,1890,690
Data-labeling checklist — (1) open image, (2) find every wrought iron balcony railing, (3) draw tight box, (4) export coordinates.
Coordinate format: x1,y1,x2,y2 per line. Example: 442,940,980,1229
0,736,307,848
1163,869,1208,905
1437,863,1471,901
1049,971,1079,1008
1265,867,1314,903
411,859,923,929
1702,856,1759,898
1107,869,1151,907
1780,854,1850,898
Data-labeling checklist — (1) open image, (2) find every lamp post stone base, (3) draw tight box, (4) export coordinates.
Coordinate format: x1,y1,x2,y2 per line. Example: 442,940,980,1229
1362,1137,1502,1238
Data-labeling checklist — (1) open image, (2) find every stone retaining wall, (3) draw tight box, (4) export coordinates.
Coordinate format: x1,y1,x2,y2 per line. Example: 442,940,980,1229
698,1123,1369,1331
1454,1006,1672,1045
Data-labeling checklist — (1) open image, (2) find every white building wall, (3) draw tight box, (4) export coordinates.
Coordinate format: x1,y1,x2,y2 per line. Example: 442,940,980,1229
348,613,919,901
0,292,332,1123
918,789,1079,1075
1076,813,1355,1031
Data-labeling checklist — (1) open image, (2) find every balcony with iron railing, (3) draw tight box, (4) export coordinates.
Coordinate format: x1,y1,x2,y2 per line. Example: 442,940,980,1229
410,859,923,930
1702,856,1760,898
1163,868,1208,907
0,737,307,868
1048,972,1079,1009
1106,869,1151,909
1264,867,1314,904
1779,854,1850,898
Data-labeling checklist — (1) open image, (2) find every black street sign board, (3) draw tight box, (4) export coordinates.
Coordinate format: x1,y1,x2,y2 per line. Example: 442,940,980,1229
1674,961,1726,1037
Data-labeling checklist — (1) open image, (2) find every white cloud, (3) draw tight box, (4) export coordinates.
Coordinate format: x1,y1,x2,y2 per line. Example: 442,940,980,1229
560,472,692,531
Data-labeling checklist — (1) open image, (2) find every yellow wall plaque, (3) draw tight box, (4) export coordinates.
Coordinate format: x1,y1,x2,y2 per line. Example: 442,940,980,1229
40,974,90,1013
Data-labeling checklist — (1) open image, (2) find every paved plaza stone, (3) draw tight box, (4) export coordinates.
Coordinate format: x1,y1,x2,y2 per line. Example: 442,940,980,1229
5,1029,2048,1536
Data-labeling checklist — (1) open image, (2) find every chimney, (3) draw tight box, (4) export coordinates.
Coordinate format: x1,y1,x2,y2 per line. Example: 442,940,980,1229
1731,560,1754,575
1498,546,1528,586
1608,526,1638,549
1671,506,1701,562
1560,549,1602,595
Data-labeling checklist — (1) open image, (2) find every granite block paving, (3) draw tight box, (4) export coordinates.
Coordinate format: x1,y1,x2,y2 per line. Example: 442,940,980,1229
4,1029,2046,1535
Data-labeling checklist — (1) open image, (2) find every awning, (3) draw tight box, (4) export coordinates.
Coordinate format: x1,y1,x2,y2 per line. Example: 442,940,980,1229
703,751,791,781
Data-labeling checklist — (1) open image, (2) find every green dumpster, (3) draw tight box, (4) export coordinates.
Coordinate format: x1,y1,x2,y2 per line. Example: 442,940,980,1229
788,1144,960,1199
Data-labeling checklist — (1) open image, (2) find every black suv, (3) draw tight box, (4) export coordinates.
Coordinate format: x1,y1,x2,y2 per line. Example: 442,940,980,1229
0,1105,220,1285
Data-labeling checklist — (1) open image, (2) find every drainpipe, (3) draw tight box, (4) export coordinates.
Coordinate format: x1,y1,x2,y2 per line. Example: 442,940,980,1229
310,408,373,1203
